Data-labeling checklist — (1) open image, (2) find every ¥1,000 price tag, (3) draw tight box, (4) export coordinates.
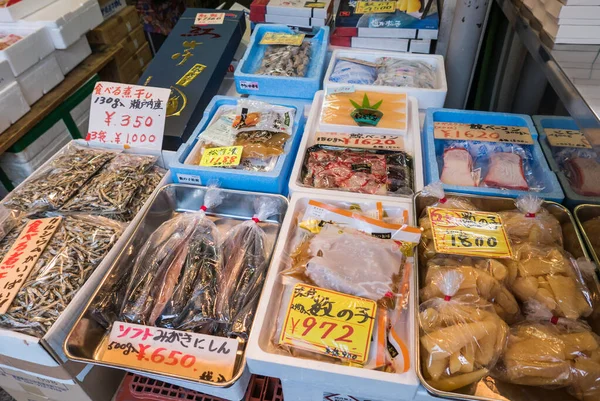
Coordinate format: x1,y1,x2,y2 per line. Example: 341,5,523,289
427,207,513,258
260,32,305,46
434,122,534,145
545,128,592,149
280,284,377,363
102,322,238,383
200,146,243,167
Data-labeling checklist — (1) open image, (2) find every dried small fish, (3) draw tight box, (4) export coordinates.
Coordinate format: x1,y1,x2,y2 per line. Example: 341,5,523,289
256,42,311,77
0,215,124,337
2,144,116,212
61,154,157,214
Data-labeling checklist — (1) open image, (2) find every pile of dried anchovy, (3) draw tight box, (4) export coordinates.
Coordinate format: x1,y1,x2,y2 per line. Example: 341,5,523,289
0,215,124,337
108,166,167,222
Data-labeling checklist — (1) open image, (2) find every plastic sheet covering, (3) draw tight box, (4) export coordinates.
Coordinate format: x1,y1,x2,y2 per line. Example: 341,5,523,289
551,146,600,197
255,42,311,77
330,59,376,85
374,58,436,89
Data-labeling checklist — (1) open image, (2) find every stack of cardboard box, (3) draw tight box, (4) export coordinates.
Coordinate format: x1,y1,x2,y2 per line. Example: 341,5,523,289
88,5,152,83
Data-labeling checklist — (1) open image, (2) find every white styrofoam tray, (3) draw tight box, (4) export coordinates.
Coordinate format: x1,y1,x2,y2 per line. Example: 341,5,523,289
0,0,57,22
20,0,103,49
16,53,64,106
288,91,424,199
324,49,447,109
0,24,54,76
0,81,30,135
0,59,15,92
55,35,91,75
246,192,419,401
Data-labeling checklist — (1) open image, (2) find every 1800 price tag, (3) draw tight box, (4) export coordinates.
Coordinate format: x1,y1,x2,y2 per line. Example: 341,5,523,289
427,207,513,258
102,322,238,383
280,284,377,363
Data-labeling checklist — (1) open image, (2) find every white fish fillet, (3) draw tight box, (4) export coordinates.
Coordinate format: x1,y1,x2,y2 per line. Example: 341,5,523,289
441,148,478,187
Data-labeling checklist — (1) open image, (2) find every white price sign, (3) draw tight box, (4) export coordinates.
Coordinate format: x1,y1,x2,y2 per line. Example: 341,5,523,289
195,12,225,25
239,80,259,91
87,82,170,150
176,173,201,185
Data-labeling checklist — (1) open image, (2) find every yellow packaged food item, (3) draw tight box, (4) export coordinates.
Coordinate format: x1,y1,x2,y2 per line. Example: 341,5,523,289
498,195,563,246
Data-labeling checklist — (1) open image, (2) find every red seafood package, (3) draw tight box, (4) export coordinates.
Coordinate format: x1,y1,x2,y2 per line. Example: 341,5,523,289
567,157,600,196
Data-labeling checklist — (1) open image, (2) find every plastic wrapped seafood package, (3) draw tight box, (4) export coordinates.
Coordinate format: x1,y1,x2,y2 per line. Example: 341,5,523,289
439,141,543,191
329,59,377,85
271,198,421,373
255,41,311,77
551,146,600,197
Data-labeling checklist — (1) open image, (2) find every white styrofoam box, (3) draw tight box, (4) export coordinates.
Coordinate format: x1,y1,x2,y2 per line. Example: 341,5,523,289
324,49,447,109
417,29,438,40
552,43,600,51
409,39,431,54
558,16,600,24
288,92,424,199
0,24,54,76
70,93,92,120
554,25,600,40
265,13,310,27
351,37,409,52
55,35,91,75
0,82,30,135
266,0,331,18
0,0,57,22
558,5,600,19
310,17,327,26
0,59,15,92
1,119,68,165
552,49,598,63
591,68,600,79
20,0,103,49
16,53,64,106
358,27,417,39
564,67,593,79
246,192,418,401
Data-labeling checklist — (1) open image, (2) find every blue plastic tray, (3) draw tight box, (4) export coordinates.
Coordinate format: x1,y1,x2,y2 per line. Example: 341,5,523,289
533,115,600,207
234,24,329,99
170,95,307,194
423,109,564,202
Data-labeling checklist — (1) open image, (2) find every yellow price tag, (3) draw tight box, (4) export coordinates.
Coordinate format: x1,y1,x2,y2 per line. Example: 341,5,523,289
546,128,592,149
200,146,243,167
260,32,305,46
428,207,513,258
355,1,397,13
434,122,534,145
280,284,377,363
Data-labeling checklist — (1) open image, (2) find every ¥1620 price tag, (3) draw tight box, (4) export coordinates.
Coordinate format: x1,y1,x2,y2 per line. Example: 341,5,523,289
434,122,534,145
102,322,239,383
200,146,243,167
280,284,377,363
427,207,513,258
315,132,405,151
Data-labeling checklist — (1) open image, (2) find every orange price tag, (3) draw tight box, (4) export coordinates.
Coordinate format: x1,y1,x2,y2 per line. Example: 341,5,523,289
280,284,377,363
545,128,592,149
434,122,533,145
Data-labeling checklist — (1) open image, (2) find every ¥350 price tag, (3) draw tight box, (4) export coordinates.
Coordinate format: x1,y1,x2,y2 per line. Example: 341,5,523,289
280,284,377,363
200,146,243,167
427,207,513,258
102,322,238,383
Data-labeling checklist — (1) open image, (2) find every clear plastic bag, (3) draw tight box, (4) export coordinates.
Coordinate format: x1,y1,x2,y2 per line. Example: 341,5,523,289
419,270,509,392
255,42,311,77
0,215,124,337
122,165,166,221
374,58,436,89
214,197,281,338
0,206,21,243
61,153,157,215
551,147,600,197
498,195,563,246
3,143,117,212
330,59,376,85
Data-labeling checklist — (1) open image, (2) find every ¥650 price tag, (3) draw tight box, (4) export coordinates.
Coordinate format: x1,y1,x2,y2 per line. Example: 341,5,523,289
200,146,243,167
102,322,238,383
427,207,512,258
280,284,377,363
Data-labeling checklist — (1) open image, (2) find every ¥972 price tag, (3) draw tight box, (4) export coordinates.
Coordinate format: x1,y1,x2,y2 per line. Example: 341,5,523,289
280,284,377,363
200,146,243,167
101,322,238,383
427,207,513,258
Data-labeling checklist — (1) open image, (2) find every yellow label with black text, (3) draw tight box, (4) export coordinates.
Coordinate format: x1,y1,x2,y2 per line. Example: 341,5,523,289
200,146,243,167
428,207,513,258
434,122,533,145
546,128,592,149
355,1,396,13
260,32,305,46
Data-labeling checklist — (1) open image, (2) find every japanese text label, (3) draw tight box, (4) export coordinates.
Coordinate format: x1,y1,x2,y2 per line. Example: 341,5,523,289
545,128,592,149
87,82,171,150
102,322,239,383
195,12,225,25
355,1,396,13
199,146,243,167
0,218,61,313
427,207,513,258
434,122,534,145
260,32,305,46
315,132,405,151
280,284,377,363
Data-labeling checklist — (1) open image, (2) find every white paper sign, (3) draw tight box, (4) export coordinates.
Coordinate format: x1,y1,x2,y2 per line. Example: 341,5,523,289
87,82,171,150
239,80,259,91
195,12,225,25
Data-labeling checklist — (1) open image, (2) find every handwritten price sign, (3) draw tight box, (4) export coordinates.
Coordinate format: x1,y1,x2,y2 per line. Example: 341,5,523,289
87,82,171,150
545,128,592,149
280,284,377,363
315,132,405,151
427,207,512,258
355,1,396,13
102,322,239,383
434,122,533,145
200,146,243,167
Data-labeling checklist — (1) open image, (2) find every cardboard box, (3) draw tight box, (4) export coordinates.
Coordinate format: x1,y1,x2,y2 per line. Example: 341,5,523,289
98,0,126,20
101,42,151,83
139,8,245,150
114,25,147,65
87,5,140,45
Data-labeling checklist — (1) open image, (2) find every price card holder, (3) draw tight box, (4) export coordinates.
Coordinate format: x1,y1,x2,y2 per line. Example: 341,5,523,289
427,207,513,258
260,32,305,46
434,122,534,145
87,82,171,150
102,322,239,383
545,128,592,149
280,284,377,364
199,146,243,167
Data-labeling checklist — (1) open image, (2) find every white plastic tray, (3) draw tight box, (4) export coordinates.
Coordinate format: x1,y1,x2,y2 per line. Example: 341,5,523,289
246,192,419,401
288,91,424,200
0,24,54,76
324,49,447,109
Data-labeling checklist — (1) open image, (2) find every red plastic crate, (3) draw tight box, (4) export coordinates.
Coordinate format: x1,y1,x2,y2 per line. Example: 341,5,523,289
114,374,283,401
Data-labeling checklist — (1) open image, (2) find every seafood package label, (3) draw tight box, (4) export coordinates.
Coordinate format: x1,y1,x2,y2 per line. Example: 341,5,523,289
194,12,225,25
87,82,171,151
434,122,533,145
545,128,592,149
260,32,305,46
199,146,243,167
315,132,406,151
355,1,396,14
427,207,513,258
0,217,61,314
280,284,377,363
102,322,239,383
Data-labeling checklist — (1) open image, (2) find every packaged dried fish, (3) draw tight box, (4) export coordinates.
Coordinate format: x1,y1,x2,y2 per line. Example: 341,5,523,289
255,42,311,77
3,143,117,212
0,206,21,242
232,99,295,137
0,215,124,337
124,166,166,220
61,154,157,215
